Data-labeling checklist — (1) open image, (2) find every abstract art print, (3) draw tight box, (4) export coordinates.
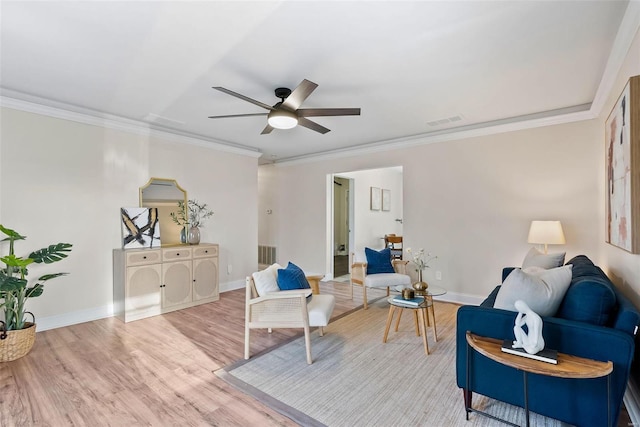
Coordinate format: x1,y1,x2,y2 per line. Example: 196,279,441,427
605,75,640,253
121,207,161,249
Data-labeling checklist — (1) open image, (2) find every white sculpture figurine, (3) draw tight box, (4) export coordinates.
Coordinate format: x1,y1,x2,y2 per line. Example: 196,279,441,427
512,299,545,354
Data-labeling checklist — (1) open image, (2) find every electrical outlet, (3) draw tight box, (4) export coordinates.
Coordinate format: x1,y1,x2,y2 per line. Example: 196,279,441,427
435,271,442,280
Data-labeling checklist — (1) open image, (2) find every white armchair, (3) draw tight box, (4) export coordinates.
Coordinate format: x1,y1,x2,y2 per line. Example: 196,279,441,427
350,251,411,309
245,274,336,364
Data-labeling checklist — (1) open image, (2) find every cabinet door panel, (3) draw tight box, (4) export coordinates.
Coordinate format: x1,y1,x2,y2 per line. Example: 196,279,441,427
193,257,219,301
126,264,162,319
162,260,192,308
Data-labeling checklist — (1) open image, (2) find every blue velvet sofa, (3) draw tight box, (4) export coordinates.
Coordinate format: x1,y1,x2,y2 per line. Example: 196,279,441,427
456,255,640,426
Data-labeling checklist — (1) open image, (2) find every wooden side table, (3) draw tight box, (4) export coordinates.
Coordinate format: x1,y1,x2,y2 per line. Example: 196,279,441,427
382,297,436,355
305,274,324,295
465,332,613,427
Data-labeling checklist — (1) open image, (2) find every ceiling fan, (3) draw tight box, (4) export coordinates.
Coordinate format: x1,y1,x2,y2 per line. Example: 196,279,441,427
208,79,361,135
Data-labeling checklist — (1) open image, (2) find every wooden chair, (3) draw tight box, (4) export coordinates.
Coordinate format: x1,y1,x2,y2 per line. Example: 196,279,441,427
245,276,335,364
385,235,403,260
350,251,410,309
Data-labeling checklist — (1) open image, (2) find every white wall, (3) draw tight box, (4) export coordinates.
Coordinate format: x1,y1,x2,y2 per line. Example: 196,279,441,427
0,108,259,330
266,120,601,303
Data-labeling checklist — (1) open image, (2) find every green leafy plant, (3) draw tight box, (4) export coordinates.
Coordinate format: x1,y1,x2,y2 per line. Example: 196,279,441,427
170,199,213,228
0,225,72,330
170,200,189,226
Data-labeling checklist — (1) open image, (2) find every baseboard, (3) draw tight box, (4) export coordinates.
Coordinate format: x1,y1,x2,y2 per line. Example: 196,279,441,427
625,378,640,426
36,304,114,332
434,290,484,306
34,279,245,332
220,279,245,292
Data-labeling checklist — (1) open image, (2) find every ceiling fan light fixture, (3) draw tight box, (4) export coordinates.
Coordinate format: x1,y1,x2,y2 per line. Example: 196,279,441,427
267,109,298,129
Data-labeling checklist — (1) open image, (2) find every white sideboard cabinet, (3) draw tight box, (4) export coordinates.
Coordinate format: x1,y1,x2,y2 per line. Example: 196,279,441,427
113,243,219,322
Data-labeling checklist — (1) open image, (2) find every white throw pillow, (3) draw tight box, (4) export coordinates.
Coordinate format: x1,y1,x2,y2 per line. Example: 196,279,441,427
252,263,283,296
494,265,573,317
522,247,565,269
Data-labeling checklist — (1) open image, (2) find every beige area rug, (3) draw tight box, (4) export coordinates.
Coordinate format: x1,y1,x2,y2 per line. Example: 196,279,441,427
217,298,568,427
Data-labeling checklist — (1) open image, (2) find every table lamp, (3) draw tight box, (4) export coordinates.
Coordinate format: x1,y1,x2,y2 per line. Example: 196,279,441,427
527,220,566,254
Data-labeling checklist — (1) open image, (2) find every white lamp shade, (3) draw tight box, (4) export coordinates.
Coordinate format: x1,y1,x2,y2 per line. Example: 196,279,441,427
267,110,298,129
527,221,566,245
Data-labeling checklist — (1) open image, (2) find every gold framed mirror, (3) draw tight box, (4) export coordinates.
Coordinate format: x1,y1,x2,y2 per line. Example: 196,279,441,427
139,178,187,246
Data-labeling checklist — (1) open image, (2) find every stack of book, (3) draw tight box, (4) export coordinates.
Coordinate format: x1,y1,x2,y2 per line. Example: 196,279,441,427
392,295,425,307
501,340,558,364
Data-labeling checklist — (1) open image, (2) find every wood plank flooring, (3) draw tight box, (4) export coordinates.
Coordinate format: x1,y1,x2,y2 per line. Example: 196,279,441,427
0,281,392,426
0,281,631,426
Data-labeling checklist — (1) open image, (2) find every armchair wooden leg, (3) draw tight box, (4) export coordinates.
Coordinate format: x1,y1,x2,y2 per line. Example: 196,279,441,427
318,326,324,337
349,281,354,300
304,325,312,364
363,285,369,309
244,326,250,360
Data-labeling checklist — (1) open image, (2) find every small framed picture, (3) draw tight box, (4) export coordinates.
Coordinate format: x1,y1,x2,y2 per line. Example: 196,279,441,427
370,187,381,211
382,189,391,211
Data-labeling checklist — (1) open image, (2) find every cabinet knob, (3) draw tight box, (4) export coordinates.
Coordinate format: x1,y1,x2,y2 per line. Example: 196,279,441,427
177,253,180,256
193,279,196,282
143,256,147,259
205,250,208,253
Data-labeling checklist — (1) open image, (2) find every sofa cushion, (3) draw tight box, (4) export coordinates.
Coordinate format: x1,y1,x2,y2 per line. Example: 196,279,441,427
277,262,311,291
522,247,566,269
252,263,282,296
494,265,573,317
557,256,617,326
365,247,395,274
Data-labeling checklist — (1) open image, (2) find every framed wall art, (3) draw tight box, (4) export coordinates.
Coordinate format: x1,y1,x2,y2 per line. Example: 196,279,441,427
382,189,391,211
605,75,640,253
370,187,381,211
121,207,161,249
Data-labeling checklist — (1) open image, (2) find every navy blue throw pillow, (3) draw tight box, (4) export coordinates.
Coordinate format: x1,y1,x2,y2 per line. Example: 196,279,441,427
277,262,311,291
365,247,395,274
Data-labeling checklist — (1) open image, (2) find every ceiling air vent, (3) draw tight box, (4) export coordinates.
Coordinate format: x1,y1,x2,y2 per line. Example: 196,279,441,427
427,114,463,127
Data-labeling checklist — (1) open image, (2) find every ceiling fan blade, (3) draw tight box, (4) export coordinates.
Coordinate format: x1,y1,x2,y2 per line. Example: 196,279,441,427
208,113,267,119
297,108,361,117
261,124,275,135
282,79,318,111
212,87,274,111
298,117,330,134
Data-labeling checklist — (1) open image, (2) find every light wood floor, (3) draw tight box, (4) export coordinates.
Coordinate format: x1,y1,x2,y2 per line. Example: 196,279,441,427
0,282,395,426
0,282,631,426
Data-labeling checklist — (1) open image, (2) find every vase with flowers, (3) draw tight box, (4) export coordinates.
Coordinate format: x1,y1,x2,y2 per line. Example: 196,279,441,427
405,247,437,295
170,199,214,245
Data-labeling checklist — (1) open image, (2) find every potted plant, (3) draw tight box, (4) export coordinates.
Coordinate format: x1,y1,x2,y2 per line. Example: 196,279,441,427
171,199,213,245
0,225,72,361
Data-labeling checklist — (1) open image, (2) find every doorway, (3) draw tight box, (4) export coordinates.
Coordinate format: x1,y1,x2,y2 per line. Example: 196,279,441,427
333,177,351,277
327,166,403,280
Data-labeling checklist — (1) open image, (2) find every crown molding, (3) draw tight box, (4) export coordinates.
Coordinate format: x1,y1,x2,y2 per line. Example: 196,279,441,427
0,90,263,159
274,104,595,166
591,0,640,116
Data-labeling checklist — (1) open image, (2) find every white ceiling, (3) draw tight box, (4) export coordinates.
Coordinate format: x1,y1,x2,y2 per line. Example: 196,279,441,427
0,1,634,163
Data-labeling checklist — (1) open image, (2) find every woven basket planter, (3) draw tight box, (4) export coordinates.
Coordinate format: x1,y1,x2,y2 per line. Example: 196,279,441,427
0,322,36,362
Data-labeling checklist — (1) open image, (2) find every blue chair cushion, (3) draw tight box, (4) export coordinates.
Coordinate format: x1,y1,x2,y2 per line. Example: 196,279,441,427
365,247,395,274
277,262,311,291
